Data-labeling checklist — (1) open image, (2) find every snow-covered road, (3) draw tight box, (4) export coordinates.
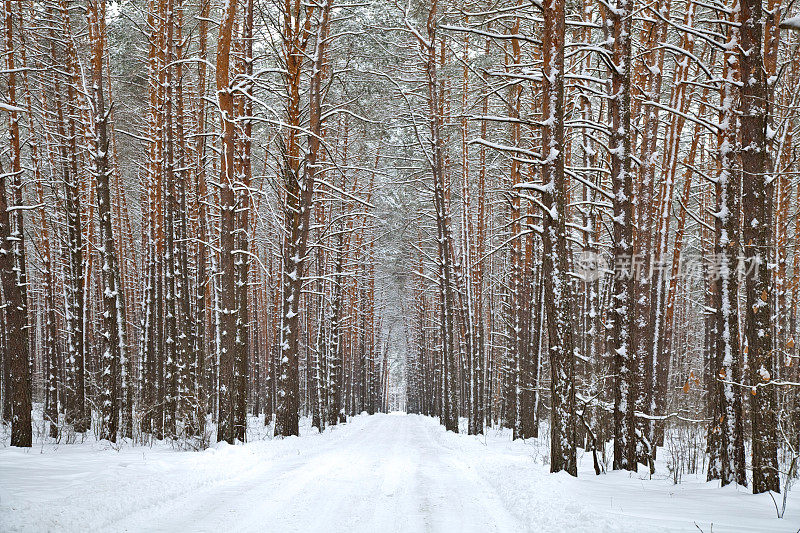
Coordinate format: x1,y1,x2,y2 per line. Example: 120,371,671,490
2,413,796,532
109,413,523,533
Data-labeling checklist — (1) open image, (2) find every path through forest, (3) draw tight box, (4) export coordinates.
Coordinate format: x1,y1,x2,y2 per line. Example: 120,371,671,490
107,414,524,532
2,414,794,532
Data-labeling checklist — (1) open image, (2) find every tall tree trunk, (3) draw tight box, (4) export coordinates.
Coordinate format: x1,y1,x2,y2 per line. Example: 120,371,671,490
1,0,31,447
709,14,747,486
50,9,87,431
275,0,320,437
215,0,237,444
421,0,459,433
22,39,59,439
608,0,637,471
193,0,212,435
541,0,576,475
739,0,779,495
233,0,255,442
88,0,128,443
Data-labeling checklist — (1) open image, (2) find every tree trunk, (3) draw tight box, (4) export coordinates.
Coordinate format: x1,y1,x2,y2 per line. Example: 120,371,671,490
215,0,237,444
541,0,576,475
608,0,637,471
739,0,780,495
1,0,31,447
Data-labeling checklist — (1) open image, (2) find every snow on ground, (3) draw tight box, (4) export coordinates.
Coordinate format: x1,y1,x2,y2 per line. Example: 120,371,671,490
1,413,797,532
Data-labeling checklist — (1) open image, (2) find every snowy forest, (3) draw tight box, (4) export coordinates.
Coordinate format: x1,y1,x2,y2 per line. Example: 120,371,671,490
1,0,800,530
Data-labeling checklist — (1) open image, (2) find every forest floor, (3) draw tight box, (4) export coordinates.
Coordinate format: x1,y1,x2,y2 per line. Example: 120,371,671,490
1,413,797,532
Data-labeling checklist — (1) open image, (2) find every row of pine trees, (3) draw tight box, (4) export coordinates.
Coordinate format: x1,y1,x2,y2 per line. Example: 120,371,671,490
0,0,389,449
400,0,798,495
1,0,798,499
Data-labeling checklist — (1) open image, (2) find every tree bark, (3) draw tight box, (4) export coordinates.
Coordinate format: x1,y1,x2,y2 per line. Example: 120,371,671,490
739,0,780,495
541,0,576,475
